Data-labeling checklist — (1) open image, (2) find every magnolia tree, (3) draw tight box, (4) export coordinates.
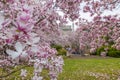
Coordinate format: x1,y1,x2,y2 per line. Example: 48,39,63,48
0,0,120,80
0,0,64,80
77,15,120,54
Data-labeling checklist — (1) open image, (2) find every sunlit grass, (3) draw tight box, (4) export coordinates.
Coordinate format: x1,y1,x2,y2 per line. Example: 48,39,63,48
1,58,120,80
58,58,120,80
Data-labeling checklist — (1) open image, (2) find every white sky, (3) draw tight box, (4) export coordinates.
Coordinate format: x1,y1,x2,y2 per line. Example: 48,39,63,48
0,11,4,29
0,1,120,31
57,1,120,30
58,7,120,30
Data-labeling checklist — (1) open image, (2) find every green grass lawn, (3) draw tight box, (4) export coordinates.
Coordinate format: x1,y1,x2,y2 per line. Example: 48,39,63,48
58,58,120,80
1,58,120,80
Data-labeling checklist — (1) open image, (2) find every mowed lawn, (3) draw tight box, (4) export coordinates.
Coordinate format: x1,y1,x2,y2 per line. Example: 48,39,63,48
1,57,120,80
58,58,120,80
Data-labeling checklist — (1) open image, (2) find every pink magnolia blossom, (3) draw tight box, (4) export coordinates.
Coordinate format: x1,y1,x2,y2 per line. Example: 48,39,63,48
90,48,96,53
20,69,27,77
0,0,119,79
6,42,27,60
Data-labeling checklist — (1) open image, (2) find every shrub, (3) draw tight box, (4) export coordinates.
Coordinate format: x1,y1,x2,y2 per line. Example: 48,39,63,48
107,47,116,51
107,51,120,57
57,48,67,56
107,47,120,57
95,45,120,57
95,46,106,55
51,44,67,56
51,44,62,51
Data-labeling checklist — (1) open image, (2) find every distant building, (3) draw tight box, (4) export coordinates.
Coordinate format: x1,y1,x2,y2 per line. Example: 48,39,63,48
59,24,73,34
60,25,72,31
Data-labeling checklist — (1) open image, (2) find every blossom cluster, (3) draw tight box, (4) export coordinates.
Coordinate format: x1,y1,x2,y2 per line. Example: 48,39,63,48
77,15,120,53
0,0,64,79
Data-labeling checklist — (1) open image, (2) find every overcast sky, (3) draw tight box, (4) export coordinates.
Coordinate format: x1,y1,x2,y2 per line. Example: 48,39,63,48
0,2,120,30
58,8,120,30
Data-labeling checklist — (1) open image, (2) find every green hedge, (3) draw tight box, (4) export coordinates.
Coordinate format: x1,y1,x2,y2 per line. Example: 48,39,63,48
51,44,62,51
95,46,120,57
95,46,105,55
107,47,120,57
57,48,67,56
51,44,67,56
107,51,120,57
